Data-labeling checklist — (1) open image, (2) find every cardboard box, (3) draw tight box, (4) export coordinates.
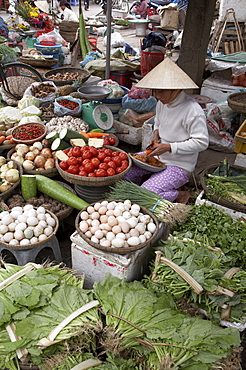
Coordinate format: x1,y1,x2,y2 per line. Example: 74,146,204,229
160,9,179,29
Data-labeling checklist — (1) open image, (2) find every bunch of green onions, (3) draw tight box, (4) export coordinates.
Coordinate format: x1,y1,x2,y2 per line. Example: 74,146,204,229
107,181,190,225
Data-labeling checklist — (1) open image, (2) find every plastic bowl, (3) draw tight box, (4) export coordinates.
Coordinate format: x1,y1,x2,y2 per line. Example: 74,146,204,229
34,42,62,55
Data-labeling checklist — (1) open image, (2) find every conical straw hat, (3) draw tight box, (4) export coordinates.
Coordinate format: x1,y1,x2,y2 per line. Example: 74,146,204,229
136,57,198,90
34,0,50,14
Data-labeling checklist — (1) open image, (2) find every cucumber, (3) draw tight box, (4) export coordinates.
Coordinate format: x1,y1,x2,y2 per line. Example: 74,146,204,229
35,175,89,210
21,175,37,201
51,138,69,151
60,128,88,144
46,131,59,143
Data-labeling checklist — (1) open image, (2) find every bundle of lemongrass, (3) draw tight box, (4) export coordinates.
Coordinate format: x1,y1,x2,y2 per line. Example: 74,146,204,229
107,181,190,225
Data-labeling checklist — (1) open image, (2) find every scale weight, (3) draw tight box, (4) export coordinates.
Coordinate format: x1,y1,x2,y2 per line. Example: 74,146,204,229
82,101,114,130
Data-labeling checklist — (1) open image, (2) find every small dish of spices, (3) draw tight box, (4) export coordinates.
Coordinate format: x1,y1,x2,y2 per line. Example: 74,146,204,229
11,123,47,144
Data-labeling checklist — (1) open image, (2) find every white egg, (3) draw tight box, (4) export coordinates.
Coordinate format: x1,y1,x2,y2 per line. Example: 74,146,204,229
91,219,100,227
85,230,92,238
93,202,101,211
87,206,95,214
2,214,13,226
98,206,107,215
100,215,108,224
135,223,146,235
122,211,131,219
116,216,126,223
94,229,104,240
127,236,141,246
27,217,39,226
0,211,9,220
130,209,140,217
111,238,125,248
34,225,44,237
91,235,99,244
116,232,126,240
90,226,99,235
126,217,138,228
17,214,28,223
106,232,115,241
0,224,8,234
113,208,122,217
27,209,37,218
80,211,89,220
139,234,147,243
100,200,108,207
39,234,47,242
24,228,34,239
36,206,46,214
14,229,24,241
11,206,23,213
15,222,27,231
104,223,112,231
130,229,140,237
131,203,140,212
20,238,31,245
123,199,131,209
91,212,100,220
106,210,114,217
38,220,47,228
3,232,14,242
23,204,34,211
9,239,19,246
102,229,107,236
37,213,46,221
30,237,38,244
86,218,92,226
46,217,56,227
44,227,53,236
147,222,156,233
79,221,89,233
144,231,152,240
100,239,111,248
112,225,121,234
108,216,118,227
107,202,115,210
139,214,151,224
10,211,22,220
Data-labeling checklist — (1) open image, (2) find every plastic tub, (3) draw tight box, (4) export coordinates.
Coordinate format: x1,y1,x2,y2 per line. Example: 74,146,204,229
34,42,62,55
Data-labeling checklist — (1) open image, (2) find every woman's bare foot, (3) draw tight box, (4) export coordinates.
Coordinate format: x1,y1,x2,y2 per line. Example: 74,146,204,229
175,190,190,204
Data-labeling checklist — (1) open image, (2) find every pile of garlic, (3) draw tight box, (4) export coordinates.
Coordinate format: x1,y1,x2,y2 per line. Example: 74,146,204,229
0,204,57,247
78,200,157,249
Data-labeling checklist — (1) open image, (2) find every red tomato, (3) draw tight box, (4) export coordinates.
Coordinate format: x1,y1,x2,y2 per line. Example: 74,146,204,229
89,146,98,157
99,162,109,170
107,167,116,176
112,156,122,167
67,156,78,166
112,151,119,157
103,156,112,164
63,149,69,155
121,160,129,170
108,161,116,169
119,152,128,161
104,149,113,157
67,165,79,174
82,159,91,166
67,149,74,157
76,157,83,165
95,169,107,177
59,161,68,170
79,170,88,177
88,172,96,177
98,152,107,162
72,147,81,157
91,157,100,168
103,138,110,145
82,150,93,159
84,162,95,173
109,137,116,145
116,166,125,174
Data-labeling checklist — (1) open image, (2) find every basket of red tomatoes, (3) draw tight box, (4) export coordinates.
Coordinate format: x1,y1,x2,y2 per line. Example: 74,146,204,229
55,145,132,186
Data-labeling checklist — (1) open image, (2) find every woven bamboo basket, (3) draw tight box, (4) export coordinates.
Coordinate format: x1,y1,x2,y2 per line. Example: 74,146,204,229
7,148,58,178
19,56,58,68
0,209,59,251
1,160,23,201
43,67,91,86
200,163,246,213
75,200,159,254
227,92,246,114
55,146,132,186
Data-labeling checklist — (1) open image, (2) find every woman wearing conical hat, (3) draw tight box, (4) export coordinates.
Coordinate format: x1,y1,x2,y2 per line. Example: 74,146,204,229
125,58,209,204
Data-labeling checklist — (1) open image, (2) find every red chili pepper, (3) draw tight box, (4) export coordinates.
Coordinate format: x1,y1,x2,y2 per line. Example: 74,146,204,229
58,99,79,110
13,124,44,140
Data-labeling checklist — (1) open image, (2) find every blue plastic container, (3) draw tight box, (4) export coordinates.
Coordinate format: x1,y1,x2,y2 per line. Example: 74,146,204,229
34,43,62,55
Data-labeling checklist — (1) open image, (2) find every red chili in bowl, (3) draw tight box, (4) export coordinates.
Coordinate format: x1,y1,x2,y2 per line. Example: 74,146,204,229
13,124,45,141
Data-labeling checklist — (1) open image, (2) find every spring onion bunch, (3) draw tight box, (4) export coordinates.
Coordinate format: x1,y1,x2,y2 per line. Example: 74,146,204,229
107,181,190,225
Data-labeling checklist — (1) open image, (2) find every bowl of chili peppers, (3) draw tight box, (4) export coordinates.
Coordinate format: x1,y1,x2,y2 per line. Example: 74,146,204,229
11,123,47,144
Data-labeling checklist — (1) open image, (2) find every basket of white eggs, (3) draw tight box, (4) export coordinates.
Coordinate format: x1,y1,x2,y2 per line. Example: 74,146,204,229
75,199,159,254
0,204,59,250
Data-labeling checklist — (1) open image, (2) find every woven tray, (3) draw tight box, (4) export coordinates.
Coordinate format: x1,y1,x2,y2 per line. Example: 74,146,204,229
0,209,59,251
7,148,58,178
227,92,246,114
43,67,91,86
55,146,132,186
1,160,23,201
75,200,159,254
200,163,246,213
19,56,58,68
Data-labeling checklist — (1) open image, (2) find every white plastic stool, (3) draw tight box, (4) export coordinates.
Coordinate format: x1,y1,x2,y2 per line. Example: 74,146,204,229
0,236,62,266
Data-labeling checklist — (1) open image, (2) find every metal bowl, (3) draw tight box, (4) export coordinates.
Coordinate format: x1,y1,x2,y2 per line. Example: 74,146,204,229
77,85,111,101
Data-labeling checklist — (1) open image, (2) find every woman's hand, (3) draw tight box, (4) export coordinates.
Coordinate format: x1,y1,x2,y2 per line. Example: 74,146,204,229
146,130,159,149
147,143,171,157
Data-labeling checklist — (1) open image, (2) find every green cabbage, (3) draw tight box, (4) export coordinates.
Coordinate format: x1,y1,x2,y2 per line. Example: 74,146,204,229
19,115,44,125
21,105,42,117
0,106,22,124
18,95,40,110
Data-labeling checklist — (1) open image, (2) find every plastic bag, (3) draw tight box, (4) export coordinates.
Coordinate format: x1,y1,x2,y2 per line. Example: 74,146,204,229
24,81,57,105
118,108,155,127
142,31,167,50
80,51,103,68
54,95,82,117
104,32,125,48
128,86,150,99
122,94,157,113
206,103,235,152
97,80,125,98
37,29,67,46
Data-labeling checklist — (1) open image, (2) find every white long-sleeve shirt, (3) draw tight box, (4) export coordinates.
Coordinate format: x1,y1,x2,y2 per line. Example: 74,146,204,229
60,7,79,22
153,90,209,174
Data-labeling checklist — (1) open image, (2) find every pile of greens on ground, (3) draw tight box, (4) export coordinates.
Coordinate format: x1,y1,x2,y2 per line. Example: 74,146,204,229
0,264,241,370
0,44,17,64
